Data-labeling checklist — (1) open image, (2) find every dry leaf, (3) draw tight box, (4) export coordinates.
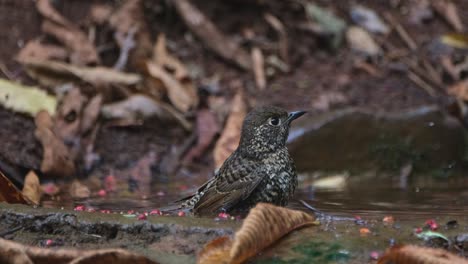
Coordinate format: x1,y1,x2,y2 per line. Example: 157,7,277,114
153,34,190,81
0,78,57,117
251,47,266,90
70,180,90,199
183,108,220,163
22,171,42,205
146,61,196,112
378,244,468,264
346,26,382,57
16,39,68,62
448,80,468,101
80,94,103,135
264,13,289,64
90,3,113,25
54,87,86,142
101,94,191,130
197,203,316,264
441,33,468,49
36,0,98,66
150,34,198,111
36,0,74,28
213,91,247,168
0,170,28,204
0,238,158,264
173,0,251,71
18,58,141,87
109,0,152,70
432,1,464,32
35,110,75,177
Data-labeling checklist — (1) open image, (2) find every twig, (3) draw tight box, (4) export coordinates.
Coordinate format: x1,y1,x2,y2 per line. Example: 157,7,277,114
407,71,437,97
384,12,417,51
264,13,289,65
251,47,266,90
114,26,137,71
173,0,251,71
404,58,444,91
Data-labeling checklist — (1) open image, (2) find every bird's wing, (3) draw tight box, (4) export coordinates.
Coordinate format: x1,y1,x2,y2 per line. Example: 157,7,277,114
193,157,264,214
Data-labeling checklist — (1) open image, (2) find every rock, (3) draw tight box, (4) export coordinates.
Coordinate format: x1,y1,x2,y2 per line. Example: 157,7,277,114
288,106,466,173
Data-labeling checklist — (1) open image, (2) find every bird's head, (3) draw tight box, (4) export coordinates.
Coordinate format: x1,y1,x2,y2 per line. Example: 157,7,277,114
238,106,306,157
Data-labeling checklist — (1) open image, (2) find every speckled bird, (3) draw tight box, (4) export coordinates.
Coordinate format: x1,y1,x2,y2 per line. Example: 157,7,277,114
174,106,306,215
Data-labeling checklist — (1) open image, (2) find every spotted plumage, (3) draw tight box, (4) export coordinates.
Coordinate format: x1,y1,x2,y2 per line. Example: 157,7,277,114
175,106,305,215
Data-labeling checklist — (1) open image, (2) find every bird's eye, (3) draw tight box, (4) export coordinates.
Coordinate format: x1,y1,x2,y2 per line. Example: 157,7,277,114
268,117,281,126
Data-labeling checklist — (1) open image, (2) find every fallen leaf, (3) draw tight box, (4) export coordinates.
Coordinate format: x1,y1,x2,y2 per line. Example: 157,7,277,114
183,108,220,163
0,78,57,117
312,172,349,190
80,94,103,135
18,58,141,87
264,13,289,65
54,87,85,142
440,33,468,49
153,34,190,81
37,0,98,65
408,0,434,24
346,26,382,57
213,90,247,168
304,2,347,49
173,0,251,71
378,245,468,264
101,94,191,130
151,34,199,110
22,171,42,205
0,170,28,204
251,47,266,90
35,110,75,177
197,203,316,264
350,5,389,34
146,61,196,112
16,39,68,62
448,79,468,101
432,0,464,32
70,180,91,199
109,0,152,70
36,0,74,28
89,3,113,25
0,238,158,264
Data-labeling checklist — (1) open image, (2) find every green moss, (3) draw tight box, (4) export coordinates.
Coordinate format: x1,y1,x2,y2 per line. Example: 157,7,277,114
257,241,349,264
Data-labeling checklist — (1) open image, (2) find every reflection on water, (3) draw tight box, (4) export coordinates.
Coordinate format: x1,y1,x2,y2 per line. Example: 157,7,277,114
42,173,468,219
293,174,468,219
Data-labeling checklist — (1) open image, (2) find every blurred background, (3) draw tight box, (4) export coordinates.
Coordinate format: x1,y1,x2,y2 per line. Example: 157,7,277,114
0,0,468,216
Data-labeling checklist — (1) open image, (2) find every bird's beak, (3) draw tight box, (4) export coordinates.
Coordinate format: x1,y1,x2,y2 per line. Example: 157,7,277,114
287,111,306,123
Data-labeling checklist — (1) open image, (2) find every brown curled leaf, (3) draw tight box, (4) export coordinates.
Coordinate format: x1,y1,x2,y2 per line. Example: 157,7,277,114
197,203,317,264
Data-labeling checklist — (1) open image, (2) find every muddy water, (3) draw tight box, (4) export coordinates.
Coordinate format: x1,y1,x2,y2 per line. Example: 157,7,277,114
293,179,468,219
42,172,468,220
44,106,468,219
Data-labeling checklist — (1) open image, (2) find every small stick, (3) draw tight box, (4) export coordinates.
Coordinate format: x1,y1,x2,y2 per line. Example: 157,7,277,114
384,12,417,51
264,13,289,65
407,71,437,97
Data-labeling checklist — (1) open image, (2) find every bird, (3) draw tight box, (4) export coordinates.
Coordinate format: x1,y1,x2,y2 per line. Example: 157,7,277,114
172,106,306,215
